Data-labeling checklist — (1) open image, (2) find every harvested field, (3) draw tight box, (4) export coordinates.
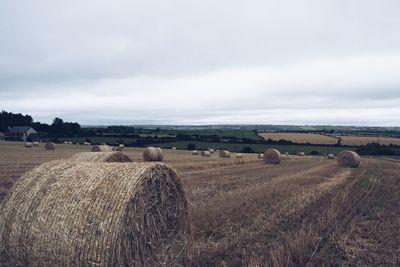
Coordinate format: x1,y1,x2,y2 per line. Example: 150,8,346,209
0,141,399,266
259,132,400,146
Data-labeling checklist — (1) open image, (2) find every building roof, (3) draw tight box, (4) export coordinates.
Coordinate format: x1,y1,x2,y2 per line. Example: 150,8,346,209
9,126,37,134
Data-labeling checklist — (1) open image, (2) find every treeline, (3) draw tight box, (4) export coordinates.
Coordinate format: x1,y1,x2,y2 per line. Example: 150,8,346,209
0,111,81,138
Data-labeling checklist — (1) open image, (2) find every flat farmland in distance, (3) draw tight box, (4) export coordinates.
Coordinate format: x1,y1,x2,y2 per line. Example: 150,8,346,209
0,141,399,266
338,135,400,146
259,132,338,145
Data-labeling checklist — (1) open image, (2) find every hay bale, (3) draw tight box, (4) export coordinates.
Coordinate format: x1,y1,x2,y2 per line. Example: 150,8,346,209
192,150,199,155
119,144,124,147
201,151,211,157
24,142,32,148
264,149,281,164
91,145,112,152
337,150,360,168
258,153,264,159
63,141,68,144
172,147,177,150
328,154,335,159
297,152,305,156
32,142,39,146
70,152,132,162
219,150,231,158
236,153,243,158
143,147,163,162
113,146,124,151
0,160,190,266
209,148,215,153
101,143,107,145
45,142,55,150
284,152,289,156
83,142,91,146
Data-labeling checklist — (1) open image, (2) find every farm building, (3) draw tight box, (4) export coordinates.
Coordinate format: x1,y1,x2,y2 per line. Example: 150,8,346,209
5,126,39,142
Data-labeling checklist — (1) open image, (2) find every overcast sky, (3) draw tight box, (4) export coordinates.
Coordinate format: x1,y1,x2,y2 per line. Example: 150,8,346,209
0,0,399,126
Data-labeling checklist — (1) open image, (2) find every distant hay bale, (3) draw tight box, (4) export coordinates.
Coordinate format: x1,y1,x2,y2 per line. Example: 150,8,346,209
83,142,91,146
24,142,32,148
172,147,177,150
258,153,264,159
63,141,68,144
192,150,199,155
201,151,211,157
236,153,243,158
219,150,231,158
70,152,132,162
337,150,360,168
297,152,305,156
113,146,124,151
45,142,55,150
101,143,106,145
143,147,163,162
32,142,39,146
91,145,112,152
328,154,335,159
0,160,190,266
119,144,124,147
264,149,281,164
209,148,215,153
68,141,73,144
284,152,289,156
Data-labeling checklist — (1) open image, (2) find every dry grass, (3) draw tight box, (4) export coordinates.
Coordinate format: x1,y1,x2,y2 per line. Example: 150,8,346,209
0,141,398,266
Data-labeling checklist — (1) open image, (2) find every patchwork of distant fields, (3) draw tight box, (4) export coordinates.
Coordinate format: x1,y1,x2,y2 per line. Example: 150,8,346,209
259,132,400,146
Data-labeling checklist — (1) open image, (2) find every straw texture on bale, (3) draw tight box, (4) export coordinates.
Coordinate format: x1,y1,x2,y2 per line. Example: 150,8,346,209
24,142,32,148
91,145,112,152
32,142,39,146
219,150,231,158
69,152,132,162
337,150,361,168
264,149,281,164
328,154,335,159
236,153,243,158
297,152,305,156
143,147,163,162
192,150,199,155
0,160,190,266
201,151,211,157
45,142,55,150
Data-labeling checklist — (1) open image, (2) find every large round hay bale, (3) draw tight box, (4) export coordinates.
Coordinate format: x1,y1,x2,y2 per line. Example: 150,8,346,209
45,142,55,150
192,150,199,155
143,147,163,162
328,154,335,159
264,149,281,164
24,142,32,148
236,153,243,158
32,141,39,146
337,150,360,168
219,150,231,158
91,145,112,152
201,151,211,157
297,152,305,156
0,160,190,266
70,152,132,162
